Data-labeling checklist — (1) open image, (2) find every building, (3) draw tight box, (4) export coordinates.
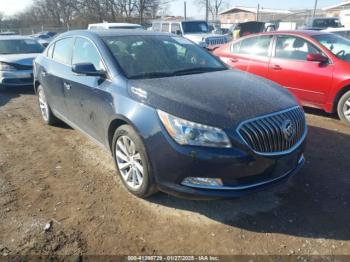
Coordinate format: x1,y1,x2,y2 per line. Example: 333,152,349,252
322,0,350,17
219,6,292,25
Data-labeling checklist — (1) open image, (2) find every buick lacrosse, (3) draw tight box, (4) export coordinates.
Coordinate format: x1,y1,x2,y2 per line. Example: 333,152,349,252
34,30,307,199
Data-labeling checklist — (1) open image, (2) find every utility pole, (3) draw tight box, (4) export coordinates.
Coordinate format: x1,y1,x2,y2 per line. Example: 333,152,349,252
313,0,318,18
256,4,260,22
206,0,209,22
184,1,187,21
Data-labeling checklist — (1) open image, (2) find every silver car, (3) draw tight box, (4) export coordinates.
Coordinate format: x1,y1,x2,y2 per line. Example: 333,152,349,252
0,35,44,87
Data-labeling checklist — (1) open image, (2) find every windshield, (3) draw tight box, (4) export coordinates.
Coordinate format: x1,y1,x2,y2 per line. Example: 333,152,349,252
0,39,44,54
313,18,342,28
103,35,226,79
313,34,350,61
181,21,210,34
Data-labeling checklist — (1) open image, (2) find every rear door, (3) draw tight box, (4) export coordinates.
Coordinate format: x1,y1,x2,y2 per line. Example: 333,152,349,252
225,35,273,78
268,35,334,105
42,37,75,116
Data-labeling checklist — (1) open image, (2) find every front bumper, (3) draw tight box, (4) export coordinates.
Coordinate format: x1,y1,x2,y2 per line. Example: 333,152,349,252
157,154,304,200
0,70,33,87
145,122,306,200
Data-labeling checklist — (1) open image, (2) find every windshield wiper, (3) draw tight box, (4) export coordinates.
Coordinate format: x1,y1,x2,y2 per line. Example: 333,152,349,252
173,67,227,76
129,71,174,79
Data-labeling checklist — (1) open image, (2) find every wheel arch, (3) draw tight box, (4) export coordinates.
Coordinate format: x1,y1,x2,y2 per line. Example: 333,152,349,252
34,80,40,94
332,85,350,113
107,115,143,154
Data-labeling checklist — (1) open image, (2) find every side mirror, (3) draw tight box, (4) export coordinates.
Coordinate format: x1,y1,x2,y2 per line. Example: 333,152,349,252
72,63,106,77
307,53,328,63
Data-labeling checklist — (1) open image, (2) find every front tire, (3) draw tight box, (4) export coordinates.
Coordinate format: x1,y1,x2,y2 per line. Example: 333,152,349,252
112,125,158,198
37,85,60,125
337,90,350,126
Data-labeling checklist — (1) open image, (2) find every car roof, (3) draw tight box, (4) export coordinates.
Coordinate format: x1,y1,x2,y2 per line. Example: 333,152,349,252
89,23,141,27
153,20,206,23
323,27,350,32
58,29,171,39
256,30,331,37
0,35,37,40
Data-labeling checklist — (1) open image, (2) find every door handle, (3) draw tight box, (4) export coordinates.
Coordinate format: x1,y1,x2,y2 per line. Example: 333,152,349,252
272,65,282,70
64,82,71,90
41,70,47,77
230,58,239,63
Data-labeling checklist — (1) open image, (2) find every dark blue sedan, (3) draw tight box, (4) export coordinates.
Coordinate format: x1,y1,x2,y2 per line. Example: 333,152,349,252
33,30,307,199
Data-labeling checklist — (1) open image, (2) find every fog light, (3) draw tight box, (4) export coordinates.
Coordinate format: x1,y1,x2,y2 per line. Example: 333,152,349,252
182,177,223,187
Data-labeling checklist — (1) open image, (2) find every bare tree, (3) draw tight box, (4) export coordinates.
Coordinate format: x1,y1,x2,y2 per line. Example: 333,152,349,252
197,0,227,21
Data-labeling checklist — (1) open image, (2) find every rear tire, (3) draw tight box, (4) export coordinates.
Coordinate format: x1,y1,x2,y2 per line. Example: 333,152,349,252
37,85,60,125
112,125,158,198
337,90,350,126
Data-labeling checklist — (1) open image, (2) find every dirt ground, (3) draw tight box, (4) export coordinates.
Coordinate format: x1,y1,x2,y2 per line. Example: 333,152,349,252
0,86,349,257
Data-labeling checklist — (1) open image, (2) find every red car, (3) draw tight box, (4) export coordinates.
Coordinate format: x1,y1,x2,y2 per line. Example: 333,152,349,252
213,30,350,126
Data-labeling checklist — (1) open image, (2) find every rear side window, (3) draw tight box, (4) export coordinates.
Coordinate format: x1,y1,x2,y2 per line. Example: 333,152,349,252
231,41,241,53
52,38,75,65
162,23,169,32
275,36,321,61
239,35,272,56
72,38,104,71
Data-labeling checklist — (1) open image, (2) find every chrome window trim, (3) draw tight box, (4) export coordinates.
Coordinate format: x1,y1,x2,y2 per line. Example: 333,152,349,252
236,106,308,156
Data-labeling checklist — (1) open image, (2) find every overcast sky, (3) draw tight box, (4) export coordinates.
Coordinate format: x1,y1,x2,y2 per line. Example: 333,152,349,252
0,0,342,17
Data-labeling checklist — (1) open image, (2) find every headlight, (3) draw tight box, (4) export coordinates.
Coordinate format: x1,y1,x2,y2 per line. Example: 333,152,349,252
157,110,231,148
0,62,16,71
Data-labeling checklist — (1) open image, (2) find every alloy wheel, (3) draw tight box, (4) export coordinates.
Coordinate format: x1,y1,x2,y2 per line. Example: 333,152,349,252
38,88,49,122
343,98,350,122
115,135,144,190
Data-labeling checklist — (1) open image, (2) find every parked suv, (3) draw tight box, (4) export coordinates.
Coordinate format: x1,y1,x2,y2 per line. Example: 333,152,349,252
33,30,306,199
152,20,228,48
301,17,343,30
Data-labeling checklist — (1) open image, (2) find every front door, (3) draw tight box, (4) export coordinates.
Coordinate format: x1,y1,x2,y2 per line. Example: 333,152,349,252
268,35,334,106
64,37,111,143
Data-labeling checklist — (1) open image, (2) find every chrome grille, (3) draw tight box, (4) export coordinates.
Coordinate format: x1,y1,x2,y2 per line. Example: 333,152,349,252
237,107,306,154
206,37,228,46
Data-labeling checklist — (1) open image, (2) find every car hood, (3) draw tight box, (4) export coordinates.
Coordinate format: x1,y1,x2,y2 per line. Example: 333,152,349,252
128,70,298,129
0,53,38,66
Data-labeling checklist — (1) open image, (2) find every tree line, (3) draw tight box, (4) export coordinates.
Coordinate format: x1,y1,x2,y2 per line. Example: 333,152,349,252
2,0,171,30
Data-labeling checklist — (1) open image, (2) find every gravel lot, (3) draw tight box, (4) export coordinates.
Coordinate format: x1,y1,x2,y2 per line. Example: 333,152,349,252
0,86,349,256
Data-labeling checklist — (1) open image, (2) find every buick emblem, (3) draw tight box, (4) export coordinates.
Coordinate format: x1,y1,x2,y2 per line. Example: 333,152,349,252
282,120,295,141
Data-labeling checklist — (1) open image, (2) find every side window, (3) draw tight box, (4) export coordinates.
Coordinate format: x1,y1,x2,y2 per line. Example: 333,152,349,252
171,23,181,34
231,41,241,53
275,36,321,61
152,23,161,32
72,38,104,71
239,36,272,56
46,44,54,58
52,38,74,65
162,23,169,32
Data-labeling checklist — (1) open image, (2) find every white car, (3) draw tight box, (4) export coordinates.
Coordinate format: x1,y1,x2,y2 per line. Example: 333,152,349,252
88,23,143,30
